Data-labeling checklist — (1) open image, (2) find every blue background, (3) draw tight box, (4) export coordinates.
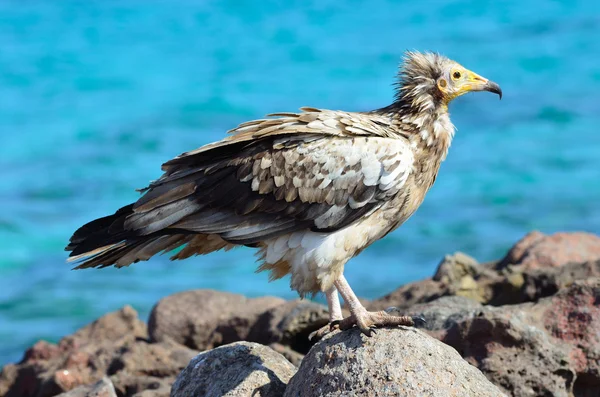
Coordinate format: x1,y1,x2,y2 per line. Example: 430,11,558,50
1,0,599,364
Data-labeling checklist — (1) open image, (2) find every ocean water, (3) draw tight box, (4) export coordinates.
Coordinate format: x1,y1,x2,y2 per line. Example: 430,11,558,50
1,0,599,365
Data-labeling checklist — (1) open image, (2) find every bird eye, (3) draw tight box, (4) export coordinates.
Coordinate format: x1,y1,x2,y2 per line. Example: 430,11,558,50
452,71,461,79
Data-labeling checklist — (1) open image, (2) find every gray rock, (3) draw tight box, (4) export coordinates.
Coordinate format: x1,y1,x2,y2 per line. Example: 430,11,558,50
284,327,506,397
171,341,296,397
249,300,329,353
268,343,304,367
148,290,285,351
403,295,483,331
55,377,117,397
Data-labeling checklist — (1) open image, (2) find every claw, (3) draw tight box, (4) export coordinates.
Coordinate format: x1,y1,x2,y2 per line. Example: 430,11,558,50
384,306,399,314
411,315,427,327
330,320,341,330
361,326,375,337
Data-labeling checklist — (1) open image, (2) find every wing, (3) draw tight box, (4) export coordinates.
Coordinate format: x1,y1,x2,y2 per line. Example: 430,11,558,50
127,110,415,245
173,107,408,162
67,108,415,268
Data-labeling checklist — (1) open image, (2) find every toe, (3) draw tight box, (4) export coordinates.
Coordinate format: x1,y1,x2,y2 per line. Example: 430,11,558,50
309,322,338,342
308,329,321,342
356,317,377,337
338,317,356,331
308,329,322,342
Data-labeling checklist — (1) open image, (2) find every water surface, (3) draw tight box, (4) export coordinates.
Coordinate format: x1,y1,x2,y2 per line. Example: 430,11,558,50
1,0,599,364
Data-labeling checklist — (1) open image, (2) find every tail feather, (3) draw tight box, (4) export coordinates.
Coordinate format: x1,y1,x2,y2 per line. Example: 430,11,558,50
67,204,133,248
66,203,150,269
67,242,126,263
72,241,142,269
113,235,185,268
66,203,235,269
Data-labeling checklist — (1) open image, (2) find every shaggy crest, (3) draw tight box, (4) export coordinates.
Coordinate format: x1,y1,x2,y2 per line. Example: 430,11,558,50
394,51,451,113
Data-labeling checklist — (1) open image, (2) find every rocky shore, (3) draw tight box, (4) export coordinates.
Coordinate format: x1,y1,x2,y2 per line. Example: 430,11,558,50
1,231,599,397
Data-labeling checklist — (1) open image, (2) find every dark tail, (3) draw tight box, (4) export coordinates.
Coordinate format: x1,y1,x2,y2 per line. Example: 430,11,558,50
66,204,139,268
65,203,182,269
65,203,230,269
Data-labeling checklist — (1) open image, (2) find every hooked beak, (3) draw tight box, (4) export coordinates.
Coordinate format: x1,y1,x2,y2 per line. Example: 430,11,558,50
464,70,502,100
483,80,502,99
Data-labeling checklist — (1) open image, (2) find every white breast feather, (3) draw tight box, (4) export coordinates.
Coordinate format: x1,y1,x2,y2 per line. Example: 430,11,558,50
262,137,414,292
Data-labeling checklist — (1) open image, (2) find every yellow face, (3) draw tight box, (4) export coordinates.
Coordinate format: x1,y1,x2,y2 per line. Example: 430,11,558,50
437,63,502,103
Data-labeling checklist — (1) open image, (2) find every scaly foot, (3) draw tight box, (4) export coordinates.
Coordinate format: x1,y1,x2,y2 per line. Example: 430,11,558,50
332,309,426,336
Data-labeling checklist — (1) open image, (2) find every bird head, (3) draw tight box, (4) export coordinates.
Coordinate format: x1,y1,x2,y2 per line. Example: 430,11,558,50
396,51,502,111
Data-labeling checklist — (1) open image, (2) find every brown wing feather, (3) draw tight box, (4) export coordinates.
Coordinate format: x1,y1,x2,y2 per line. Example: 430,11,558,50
66,108,413,268
162,108,401,170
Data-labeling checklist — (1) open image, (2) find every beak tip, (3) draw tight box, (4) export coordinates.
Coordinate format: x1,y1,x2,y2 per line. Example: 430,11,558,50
484,80,502,100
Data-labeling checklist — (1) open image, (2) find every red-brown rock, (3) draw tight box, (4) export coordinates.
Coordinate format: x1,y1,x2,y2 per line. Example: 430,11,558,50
55,377,117,397
372,234,600,311
23,341,63,363
498,231,600,270
410,279,600,397
370,252,497,311
147,290,285,351
0,306,194,397
4,231,600,397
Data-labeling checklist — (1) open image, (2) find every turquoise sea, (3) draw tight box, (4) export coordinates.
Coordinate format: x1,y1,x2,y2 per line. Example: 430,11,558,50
1,0,599,365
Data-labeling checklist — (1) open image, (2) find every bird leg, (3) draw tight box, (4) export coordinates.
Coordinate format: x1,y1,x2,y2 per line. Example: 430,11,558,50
333,274,424,336
326,286,343,322
308,286,343,341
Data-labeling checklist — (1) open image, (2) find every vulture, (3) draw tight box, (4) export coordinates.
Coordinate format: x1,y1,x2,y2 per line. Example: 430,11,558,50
66,51,501,337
